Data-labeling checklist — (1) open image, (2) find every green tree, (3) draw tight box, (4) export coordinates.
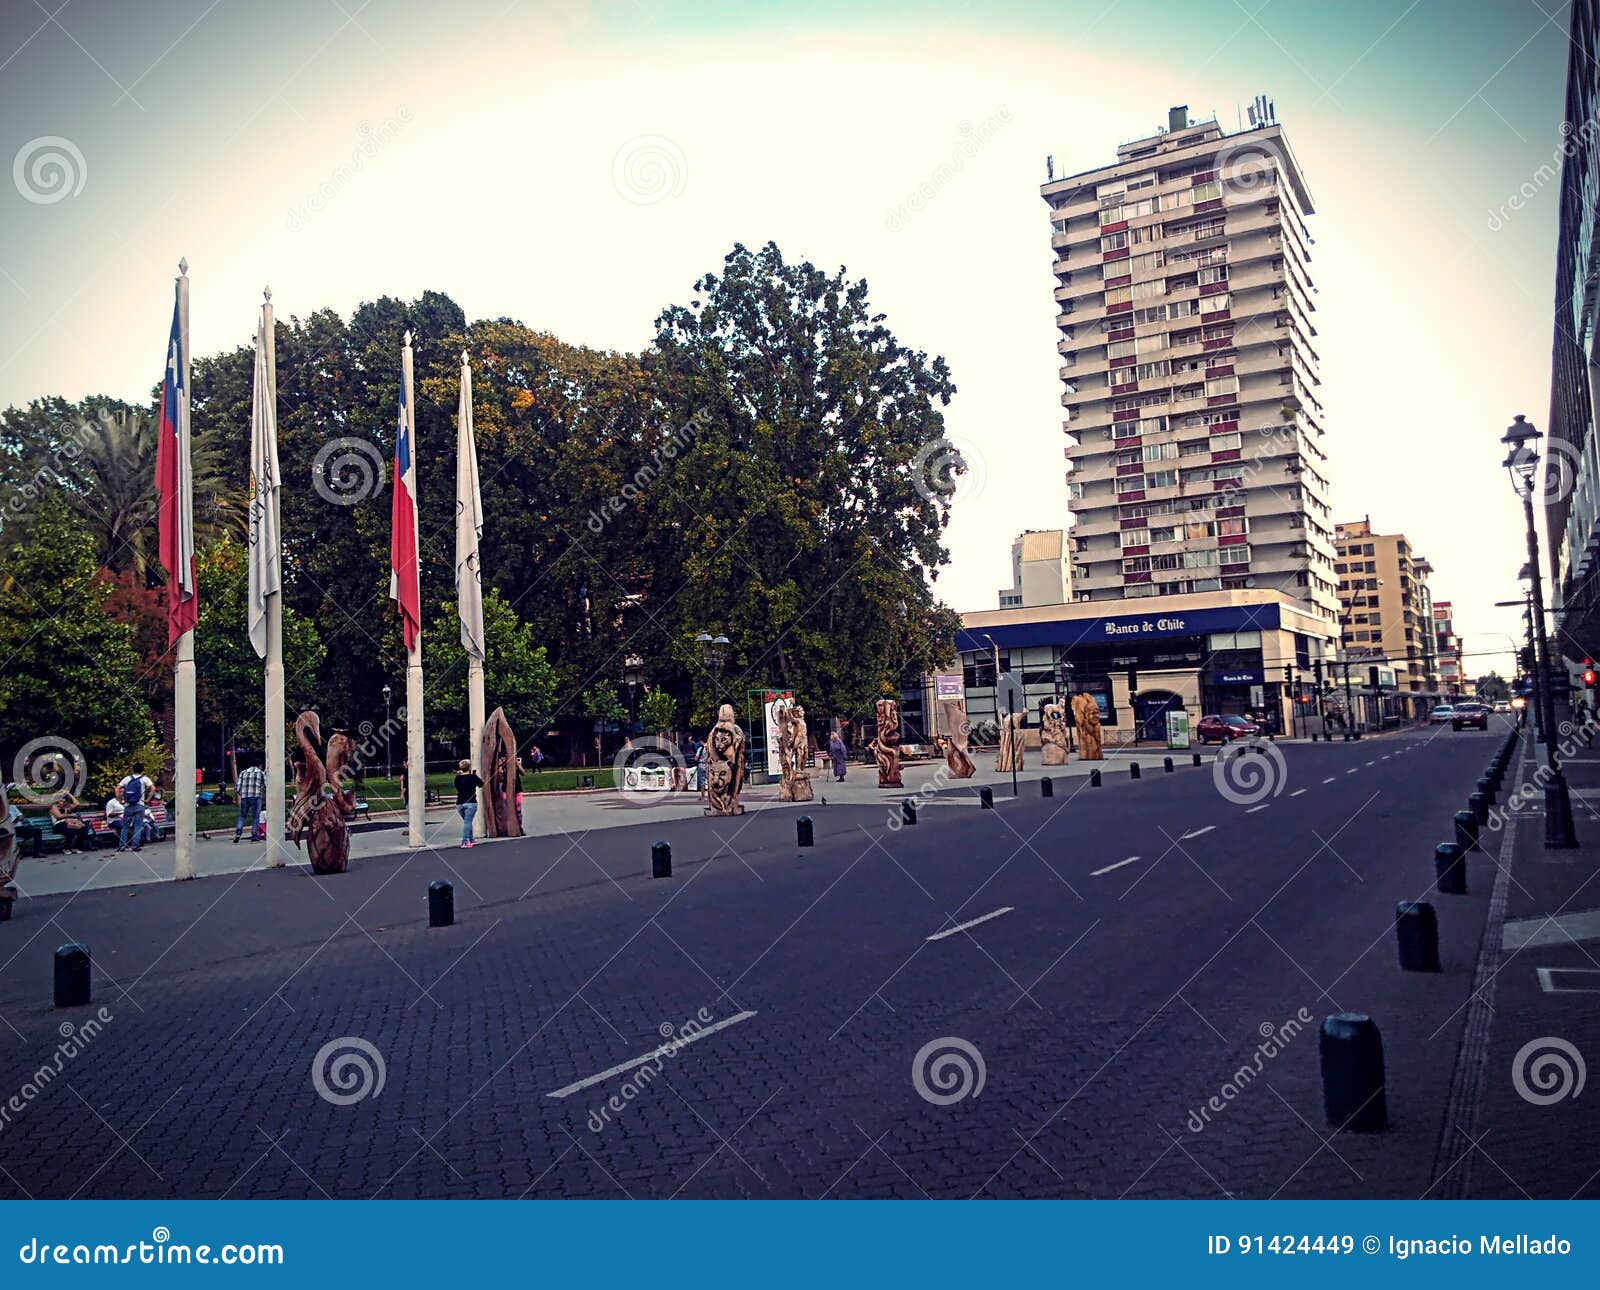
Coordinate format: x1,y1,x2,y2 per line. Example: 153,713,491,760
0,498,154,783
1475,673,1510,703
581,686,626,724
639,686,678,737
427,589,560,748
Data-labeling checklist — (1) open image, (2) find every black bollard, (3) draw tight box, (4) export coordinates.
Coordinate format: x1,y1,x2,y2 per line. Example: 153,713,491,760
1130,762,1142,780
796,816,814,847
1040,776,1053,799
427,879,454,928
53,943,90,1008
979,786,994,809
1319,1014,1388,1131
901,799,917,826
652,840,672,879
1453,809,1480,854
1394,901,1441,972
1163,757,1174,773
1434,841,1468,894
1089,769,1102,787
1469,791,1489,828
1192,752,1202,767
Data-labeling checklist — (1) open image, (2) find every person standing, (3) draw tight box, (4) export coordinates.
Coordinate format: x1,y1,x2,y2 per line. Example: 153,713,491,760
695,737,709,799
454,760,483,848
828,729,848,782
234,759,266,844
116,763,154,853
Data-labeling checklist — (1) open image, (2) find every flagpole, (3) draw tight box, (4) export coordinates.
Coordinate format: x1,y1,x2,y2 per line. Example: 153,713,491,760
173,260,196,881
403,331,426,848
460,351,486,837
262,288,287,868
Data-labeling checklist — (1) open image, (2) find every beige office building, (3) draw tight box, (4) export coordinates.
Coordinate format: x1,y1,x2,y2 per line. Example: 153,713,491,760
1043,105,1338,626
998,530,1072,608
1334,518,1440,716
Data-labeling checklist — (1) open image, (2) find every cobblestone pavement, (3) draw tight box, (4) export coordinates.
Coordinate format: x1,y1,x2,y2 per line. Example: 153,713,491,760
0,723,1548,1200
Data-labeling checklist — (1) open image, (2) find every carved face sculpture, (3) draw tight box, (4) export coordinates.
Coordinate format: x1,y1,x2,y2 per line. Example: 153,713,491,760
876,699,900,743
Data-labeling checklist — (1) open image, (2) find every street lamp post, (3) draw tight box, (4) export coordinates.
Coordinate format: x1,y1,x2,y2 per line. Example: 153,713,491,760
1055,655,1077,752
695,632,731,711
1501,414,1577,848
382,684,393,779
624,656,643,727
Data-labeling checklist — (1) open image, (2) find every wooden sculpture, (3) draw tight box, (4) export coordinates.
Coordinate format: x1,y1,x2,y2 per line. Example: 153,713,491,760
870,698,903,787
1041,701,1070,766
997,710,1025,772
705,703,747,817
776,701,814,803
938,697,976,778
288,711,355,874
479,706,522,837
1072,692,1104,761
0,812,18,918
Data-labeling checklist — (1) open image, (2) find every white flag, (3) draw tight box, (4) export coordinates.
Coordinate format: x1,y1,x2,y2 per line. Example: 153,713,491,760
247,307,282,659
455,351,485,661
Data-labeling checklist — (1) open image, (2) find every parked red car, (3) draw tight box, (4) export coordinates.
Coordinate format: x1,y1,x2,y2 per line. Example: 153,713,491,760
1451,702,1490,732
1196,713,1262,744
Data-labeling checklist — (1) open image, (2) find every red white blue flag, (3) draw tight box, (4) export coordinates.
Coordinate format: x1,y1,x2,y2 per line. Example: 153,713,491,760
389,339,422,652
156,272,197,645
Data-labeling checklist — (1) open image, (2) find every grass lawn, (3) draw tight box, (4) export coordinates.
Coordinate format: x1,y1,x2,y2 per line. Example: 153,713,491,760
194,767,619,832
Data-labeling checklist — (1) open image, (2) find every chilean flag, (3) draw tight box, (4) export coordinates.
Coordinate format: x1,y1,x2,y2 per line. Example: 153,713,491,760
156,282,197,645
389,362,422,652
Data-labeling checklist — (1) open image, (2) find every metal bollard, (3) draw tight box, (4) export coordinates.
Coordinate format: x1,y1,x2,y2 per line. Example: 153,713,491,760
652,840,672,879
1040,776,1053,798
1434,841,1468,894
1163,757,1174,773
428,879,454,928
1453,809,1480,854
901,800,917,826
1130,762,1141,780
796,816,814,847
54,943,91,1008
1394,901,1441,972
1468,791,1489,828
979,786,994,809
1089,769,1102,787
1192,753,1201,767
1319,1014,1388,1131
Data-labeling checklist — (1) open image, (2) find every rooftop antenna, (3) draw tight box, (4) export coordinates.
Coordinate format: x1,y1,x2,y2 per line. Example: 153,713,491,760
1247,104,1258,127
1268,99,1276,123
1046,154,1054,181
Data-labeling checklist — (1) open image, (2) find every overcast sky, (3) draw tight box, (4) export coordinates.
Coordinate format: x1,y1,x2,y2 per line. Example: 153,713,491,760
0,0,1577,675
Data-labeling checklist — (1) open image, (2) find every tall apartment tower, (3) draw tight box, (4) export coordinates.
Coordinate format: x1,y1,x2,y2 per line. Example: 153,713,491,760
1043,105,1337,623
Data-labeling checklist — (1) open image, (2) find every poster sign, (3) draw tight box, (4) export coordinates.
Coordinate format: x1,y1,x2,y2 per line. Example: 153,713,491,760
934,673,964,700
1249,684,1264,710
762,690,795,777
996,672,1026,719
1166,709,1190,750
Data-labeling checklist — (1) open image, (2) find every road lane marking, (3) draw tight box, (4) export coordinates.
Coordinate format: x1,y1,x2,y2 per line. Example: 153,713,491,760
926,906,1015,941
1366,760,1375,766
1322,777,1337,784
1180,825,1215,840
1090,856,1141,875
1246,804,1270,814
545,1010,759,1098
1290,789,1307,797
1346,768,1358,775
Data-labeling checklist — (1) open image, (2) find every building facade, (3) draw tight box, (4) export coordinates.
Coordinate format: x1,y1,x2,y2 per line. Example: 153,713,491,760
998,530,1072,608
1433,600,1472,699
1333,517,1440,715
1043,105,1338,623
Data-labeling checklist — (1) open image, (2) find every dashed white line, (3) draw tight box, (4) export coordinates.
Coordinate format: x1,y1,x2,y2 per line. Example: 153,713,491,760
1091,856,1141,876
545,1010,759,1098
1322,777,1337,785
1290,789,1308,798
926,906,1015,941
1366,760,1375,766
1180,825,1215,840
1246,804,1270,814
1346,768,1358,775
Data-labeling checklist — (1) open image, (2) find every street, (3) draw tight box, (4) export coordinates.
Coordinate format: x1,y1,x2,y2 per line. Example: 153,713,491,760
0,719,1589,1201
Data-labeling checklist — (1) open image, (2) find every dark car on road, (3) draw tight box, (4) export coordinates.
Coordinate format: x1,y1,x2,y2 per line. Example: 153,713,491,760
1196,713,1262,744
1451,701,1490,731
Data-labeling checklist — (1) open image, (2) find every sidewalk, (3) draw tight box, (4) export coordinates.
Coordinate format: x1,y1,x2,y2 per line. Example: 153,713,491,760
1432,728,1600,1198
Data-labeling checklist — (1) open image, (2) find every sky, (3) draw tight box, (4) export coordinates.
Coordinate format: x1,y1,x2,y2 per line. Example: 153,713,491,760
0,0,1579,676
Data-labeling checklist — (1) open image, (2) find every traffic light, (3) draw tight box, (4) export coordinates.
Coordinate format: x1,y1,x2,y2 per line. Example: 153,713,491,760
1283,665,1294,686
1585,660,1597,689
1313,658,1324,688
1368,665,1380,689
1519,645,1535,674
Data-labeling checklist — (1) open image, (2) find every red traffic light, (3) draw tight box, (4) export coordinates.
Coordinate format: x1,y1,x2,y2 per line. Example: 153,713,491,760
1585,669,1597,688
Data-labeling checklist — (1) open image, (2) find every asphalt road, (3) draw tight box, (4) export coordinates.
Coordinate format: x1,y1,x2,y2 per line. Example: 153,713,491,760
0,723,1508,1199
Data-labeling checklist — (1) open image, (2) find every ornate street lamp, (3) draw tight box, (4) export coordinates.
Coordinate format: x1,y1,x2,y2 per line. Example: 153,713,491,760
382,684,393,778
624,656,643,724
1501,414,1577,848
695,632,731,706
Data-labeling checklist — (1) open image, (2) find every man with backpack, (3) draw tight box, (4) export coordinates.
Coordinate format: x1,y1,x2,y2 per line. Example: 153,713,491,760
117,762,154,853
